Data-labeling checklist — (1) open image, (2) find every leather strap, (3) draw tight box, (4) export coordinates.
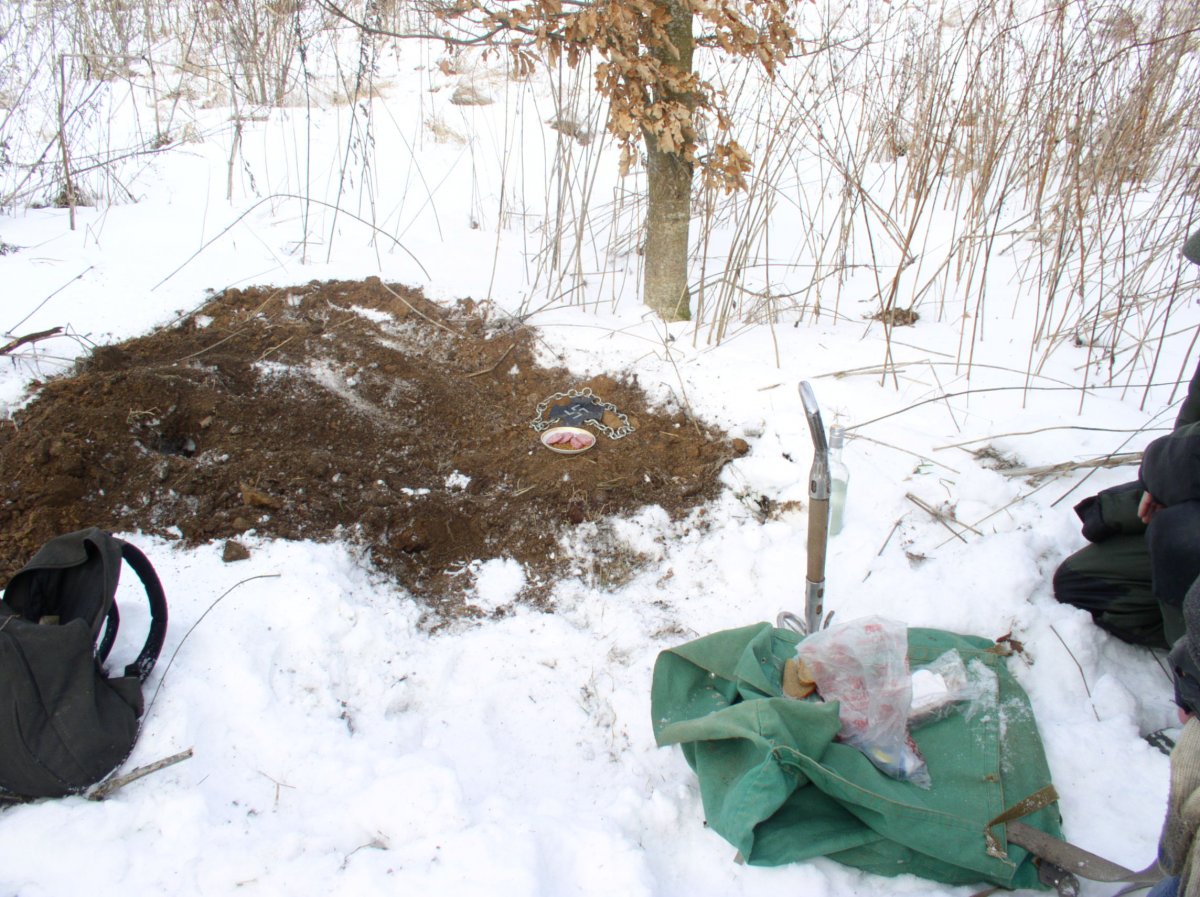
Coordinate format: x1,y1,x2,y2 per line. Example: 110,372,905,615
985,786,1163,892
1005,822,1162,886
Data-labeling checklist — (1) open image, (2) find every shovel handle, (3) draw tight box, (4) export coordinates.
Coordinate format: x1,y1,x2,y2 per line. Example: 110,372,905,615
805,503,827,632
807,498,829,583
799,382,831,633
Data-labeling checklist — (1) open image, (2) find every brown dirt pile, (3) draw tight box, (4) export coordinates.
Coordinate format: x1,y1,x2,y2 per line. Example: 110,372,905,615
0,279,739,615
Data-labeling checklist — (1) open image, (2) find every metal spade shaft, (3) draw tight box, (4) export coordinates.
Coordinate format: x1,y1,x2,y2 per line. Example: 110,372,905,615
799,381,830,634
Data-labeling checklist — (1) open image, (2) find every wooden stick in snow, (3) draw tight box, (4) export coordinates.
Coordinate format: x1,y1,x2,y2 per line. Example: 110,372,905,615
0,327,64,355
998,452,1142,479
87,748,194,801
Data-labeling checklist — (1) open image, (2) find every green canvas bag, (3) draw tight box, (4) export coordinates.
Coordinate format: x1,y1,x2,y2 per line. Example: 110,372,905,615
651,623,1063,890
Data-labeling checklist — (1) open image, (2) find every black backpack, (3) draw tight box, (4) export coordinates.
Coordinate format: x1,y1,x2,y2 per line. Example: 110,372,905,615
0,528,168,798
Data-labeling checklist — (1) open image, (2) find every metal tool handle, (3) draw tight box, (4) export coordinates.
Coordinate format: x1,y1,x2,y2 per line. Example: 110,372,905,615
799,382,830,634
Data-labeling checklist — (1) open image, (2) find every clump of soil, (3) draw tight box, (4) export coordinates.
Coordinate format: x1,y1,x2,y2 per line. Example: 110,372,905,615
0,279,737,615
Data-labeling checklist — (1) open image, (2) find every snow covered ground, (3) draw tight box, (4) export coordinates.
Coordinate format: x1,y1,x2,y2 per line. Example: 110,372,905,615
0,22,1196,897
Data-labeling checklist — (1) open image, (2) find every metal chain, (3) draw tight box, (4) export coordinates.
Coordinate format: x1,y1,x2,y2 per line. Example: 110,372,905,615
528,387,635,439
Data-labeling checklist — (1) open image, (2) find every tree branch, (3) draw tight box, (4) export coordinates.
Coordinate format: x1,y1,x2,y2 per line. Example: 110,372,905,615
318,0,523,47
87,748,195,800
997,452,1142,479
0,327,63,355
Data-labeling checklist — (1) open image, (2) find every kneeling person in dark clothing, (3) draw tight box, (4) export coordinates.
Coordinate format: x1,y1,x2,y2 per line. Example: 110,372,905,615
1053,228,1200,649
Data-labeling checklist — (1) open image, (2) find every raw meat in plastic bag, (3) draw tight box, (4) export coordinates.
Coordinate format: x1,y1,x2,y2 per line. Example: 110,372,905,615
795,616,931,788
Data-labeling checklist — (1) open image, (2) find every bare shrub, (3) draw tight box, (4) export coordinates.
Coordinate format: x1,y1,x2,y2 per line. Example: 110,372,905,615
1,0,1197,395
682,0,1200,389
187,0,333,107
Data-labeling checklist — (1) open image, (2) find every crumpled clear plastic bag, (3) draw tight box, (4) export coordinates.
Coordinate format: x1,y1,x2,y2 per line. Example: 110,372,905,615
909,649,986,727
796,616,931,788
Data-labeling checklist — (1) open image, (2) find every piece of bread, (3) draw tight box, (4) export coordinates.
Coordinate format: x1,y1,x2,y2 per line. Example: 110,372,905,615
782,657,816,699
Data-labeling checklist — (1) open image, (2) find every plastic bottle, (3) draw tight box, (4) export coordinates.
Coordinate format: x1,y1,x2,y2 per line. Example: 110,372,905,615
828,425,849,535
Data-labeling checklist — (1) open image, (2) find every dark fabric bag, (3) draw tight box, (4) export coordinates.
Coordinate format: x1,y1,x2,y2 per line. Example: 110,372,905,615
0,528,167,798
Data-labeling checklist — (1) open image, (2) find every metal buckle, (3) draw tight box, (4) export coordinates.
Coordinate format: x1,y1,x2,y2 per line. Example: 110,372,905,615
1036,859,1081,897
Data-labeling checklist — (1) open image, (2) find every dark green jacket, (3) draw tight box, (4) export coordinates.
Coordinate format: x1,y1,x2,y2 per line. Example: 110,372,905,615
1141,421,1200,506
1138,358,1200,505
1176,360,1200,430
1075,360,1200,539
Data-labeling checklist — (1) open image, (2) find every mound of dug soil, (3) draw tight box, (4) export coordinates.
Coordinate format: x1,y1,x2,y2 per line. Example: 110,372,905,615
0,279,739,614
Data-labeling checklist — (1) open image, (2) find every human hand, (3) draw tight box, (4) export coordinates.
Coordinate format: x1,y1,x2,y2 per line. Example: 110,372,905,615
1139,491,1165,524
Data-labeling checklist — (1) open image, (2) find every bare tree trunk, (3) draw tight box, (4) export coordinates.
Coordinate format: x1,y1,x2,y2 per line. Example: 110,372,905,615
644,135,693,321
642,0,694,322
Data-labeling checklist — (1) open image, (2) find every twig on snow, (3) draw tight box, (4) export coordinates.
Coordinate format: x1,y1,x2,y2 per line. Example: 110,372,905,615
936,425,1169,451
905,492,980,541
1049,625,1101,722
876,517,904,557
0,327,64,355
851,433,960,473
87,748,194,801
998,452,1142,479
151,194,429,291
8,267,93,334
145,574,282,719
